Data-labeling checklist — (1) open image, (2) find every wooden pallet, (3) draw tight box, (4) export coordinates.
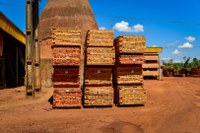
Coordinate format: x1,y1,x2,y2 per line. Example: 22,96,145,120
52,47,81,66
114,67,143,84
85,68,112,85
115,85,146,106
53,88,82,108
84,86,114,107
86,47,115,65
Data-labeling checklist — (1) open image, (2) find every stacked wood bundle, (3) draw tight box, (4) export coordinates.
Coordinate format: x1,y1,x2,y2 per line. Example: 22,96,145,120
51,28,82,108
52,67,80,87
115,85,146,105
143,53,160,79
53,88,82,108
84,86,114,106
191,67,200,77
85,68,112,85
52,47,81,66
115,36,146,54
84,30,115,107
114,36,146,106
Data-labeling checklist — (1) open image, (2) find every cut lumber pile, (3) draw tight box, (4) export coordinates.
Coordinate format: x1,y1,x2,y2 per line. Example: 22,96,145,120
114,35,146,106
118,55,145,65
191,67,200,77
52,47,81,66
86,30,114,46
84,30,115,107
53,88,82,108
115,67,143,84
86,47,115,65
85,68,112,85
143,53,160,79
115,36,146,54
115,85,146,105
84,86,114,106
52,67,80,87
52,28,81,46
51,28,82,108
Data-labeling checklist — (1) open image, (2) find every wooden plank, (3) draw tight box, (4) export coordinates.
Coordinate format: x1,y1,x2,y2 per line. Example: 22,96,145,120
115,85,146,105
53,88,82,108
85,68,112,85
146,47,162,53
84,86,114,106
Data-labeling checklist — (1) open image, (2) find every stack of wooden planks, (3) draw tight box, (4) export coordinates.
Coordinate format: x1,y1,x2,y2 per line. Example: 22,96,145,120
114,36,146,106
143,53,160,79
51,28,82,108
84,30,115,107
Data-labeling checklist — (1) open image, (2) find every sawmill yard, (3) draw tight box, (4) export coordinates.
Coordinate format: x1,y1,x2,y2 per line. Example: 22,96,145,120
0,77,200,133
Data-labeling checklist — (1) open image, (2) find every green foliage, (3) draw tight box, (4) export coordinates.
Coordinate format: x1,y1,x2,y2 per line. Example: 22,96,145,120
163,57,200,70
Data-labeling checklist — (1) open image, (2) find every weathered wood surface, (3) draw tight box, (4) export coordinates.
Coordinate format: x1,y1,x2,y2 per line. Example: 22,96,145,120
85,68,112,85
84,86,114,106
115,85,146,105
115,67,143,84
52,67,80,87
52,47,81,66
51,28,81,46
53,88,82,108
118,55,145,65
115,36,146,54
86,47,115,65
142,63,159,68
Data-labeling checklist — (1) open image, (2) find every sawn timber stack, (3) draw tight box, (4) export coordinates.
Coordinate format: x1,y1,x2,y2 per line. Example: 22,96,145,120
114,36,146,106
84,30,115,107
52,28,82,108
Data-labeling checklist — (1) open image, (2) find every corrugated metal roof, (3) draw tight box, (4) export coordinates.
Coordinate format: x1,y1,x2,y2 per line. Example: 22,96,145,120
0,12,25,44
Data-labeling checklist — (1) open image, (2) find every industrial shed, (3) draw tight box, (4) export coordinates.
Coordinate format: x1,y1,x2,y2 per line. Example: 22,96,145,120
0,12,25,88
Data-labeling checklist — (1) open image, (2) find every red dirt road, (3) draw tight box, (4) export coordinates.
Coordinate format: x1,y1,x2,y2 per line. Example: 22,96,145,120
0,77,200,133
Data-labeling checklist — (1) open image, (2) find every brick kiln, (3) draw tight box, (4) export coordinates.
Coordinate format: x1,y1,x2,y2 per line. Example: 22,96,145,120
39,0,98,87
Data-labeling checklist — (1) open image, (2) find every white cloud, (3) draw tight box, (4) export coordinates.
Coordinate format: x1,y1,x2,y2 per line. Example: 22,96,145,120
178,42,194,48
161,57,172,61
172,49,181,55
184,36,196,42
113,21,144,33
99,27,106,30
152,45,157,47
167,40,180,46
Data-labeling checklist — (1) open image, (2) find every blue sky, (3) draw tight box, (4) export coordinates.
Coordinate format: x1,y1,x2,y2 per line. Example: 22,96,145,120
1,0,200,62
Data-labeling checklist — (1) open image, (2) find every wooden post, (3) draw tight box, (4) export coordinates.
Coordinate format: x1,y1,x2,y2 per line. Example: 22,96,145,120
26,0,35,96
33,0,41,92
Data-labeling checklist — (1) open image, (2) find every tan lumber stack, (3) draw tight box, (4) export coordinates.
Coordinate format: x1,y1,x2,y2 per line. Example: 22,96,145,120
51,28,82,108
143,53,160,79
84,30,115,107
114,36,146,106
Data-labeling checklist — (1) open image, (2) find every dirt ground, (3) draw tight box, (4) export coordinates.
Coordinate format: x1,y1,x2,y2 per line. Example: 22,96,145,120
0,77,200,133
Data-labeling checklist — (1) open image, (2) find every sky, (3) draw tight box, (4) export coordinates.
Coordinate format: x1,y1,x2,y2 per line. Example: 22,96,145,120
0,0,200,63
